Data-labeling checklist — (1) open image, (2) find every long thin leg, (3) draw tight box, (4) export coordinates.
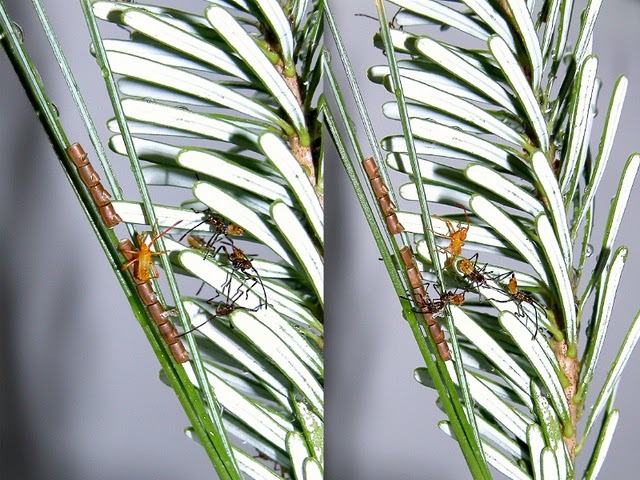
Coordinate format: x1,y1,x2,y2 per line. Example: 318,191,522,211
150,262,160,279
121,257,139,270
179,219,205,242
149,220,183,244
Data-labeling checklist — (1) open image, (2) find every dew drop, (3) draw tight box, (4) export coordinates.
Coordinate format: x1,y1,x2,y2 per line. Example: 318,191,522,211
12,22,24,42
585,244,594,257
50,102,59,117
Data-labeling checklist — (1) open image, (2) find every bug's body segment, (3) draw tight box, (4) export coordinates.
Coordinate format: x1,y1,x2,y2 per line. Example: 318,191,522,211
119,238,189,363
362,157,405,235
457,256,488,287
66,143,122,228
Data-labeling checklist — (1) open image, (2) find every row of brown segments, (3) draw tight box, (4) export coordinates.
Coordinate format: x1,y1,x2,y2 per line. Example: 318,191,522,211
399,246,451,361
66,143,122,228
119,239,190,363
362,157,404,235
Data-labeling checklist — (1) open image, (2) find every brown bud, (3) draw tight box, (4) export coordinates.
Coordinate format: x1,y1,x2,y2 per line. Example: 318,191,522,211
99,204,122,228
157,321,178,343
385,214,405,235
412,285,427,302
406,266,423,289
77,163,100,187
422,312,436,326
429,323,446,343
362,156,379,180
370,175,389,199
169,342,190,363
66,143,89,168
119,239,136,260
147,302,166,325
437,341,451,361
89,184,112,207
399,246,414,268
137,282,158,306
378,195,396,217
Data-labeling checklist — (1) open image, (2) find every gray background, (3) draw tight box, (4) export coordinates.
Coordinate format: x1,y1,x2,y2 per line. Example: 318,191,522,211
1,0,638,479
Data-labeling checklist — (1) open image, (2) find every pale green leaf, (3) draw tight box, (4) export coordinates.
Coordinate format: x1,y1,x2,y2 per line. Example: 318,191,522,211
303,457,323,479
583,310,640,441
120,8,251,80
501,312,571,428
531,382,570,479
466,164,544,217
232,310,324,418
541,448,560,479
577,247,628,403
179,149,293,205
413,36,517,113
287,431,310,480
450,307,533,408
470,195,548,282
535,214,576,350
527,424,545,480
271,201,324,304
584,410,619,480
532,151,572,267
573,75,628,236
205,5,307,139
559,56,598,196
439,422,531,480
259,133,324,240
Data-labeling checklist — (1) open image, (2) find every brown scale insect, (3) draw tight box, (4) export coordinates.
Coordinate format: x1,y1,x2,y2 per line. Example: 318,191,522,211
398,246,451,361
362,157,405,235
66,143,122,228
119,238,189,363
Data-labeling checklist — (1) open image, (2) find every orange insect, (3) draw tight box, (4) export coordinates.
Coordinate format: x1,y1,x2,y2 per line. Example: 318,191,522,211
119,238,189,363
435,204,470,267
495,272,545,338
121,221,181,282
